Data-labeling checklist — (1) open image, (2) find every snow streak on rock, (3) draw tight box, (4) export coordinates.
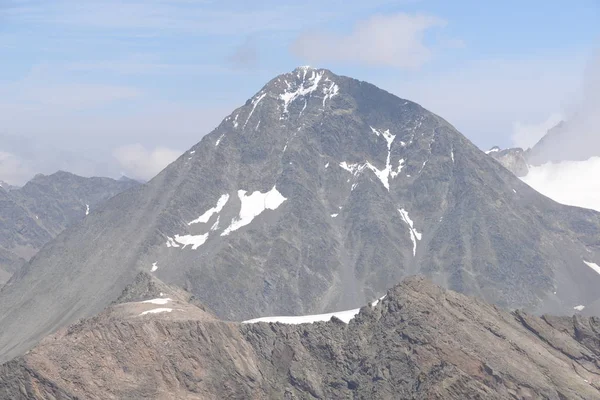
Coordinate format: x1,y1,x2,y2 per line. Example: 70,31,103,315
398,208,422,256
244,93,267,129
584,260,600,275
280,69,324,116
188,194,230,225
339,127,399,190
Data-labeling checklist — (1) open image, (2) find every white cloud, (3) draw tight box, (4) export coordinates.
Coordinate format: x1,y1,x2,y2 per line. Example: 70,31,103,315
291,13,447,68
522,158,600,213
523,50,600,163
113,144,181,181
511,113,564,150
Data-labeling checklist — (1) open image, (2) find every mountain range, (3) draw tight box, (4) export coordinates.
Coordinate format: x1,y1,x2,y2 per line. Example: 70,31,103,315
0,171,139,286
1,67,600,365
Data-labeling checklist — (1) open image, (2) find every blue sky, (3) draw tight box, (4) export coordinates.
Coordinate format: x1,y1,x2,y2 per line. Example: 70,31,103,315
0,0,598,182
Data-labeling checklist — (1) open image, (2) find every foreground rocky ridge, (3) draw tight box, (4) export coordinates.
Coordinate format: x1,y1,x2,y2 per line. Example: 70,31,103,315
1,276,599,399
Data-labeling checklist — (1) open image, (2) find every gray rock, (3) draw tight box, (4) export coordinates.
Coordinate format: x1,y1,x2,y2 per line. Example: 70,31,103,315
487,147,529,177
0,171,139,285
1,276,599,399
2,67,600,364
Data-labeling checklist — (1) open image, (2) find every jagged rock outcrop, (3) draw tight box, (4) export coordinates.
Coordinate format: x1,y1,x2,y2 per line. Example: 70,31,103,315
1,277,599,399
487,147,529,177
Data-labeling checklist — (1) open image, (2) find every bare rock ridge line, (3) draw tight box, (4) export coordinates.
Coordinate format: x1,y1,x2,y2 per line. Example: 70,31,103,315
0,171,139,286
1,275,599,399
1,67,600,364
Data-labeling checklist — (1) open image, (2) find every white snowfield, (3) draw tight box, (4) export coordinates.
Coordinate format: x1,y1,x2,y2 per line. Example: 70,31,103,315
165,186,286,250
221,186,287,236
172,233,208,250
574,305,586,312
139,308,173,316
243,296,386,325
521,157,600,213
142,298,172,305
188,194,230,225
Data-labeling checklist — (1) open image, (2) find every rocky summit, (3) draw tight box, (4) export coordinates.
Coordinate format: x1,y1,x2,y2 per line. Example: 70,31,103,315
1,67,600,363
1,275,599,399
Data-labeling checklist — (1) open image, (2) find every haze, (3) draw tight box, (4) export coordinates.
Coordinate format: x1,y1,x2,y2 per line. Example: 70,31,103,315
1,0,598,184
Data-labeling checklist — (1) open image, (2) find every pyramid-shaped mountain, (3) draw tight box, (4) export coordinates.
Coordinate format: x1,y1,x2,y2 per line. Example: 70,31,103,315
1,67,600,362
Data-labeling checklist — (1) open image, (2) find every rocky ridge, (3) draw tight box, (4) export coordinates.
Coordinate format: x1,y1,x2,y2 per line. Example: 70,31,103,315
1,276,599,399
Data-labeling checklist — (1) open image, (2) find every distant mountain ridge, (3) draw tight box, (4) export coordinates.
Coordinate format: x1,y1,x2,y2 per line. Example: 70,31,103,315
2,67,600,363
0,171,139,285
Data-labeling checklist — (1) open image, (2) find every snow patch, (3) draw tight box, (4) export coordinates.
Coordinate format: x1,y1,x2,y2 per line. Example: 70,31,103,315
188,194,230,225
339,127,400,190
322,80,339,107
339,162,366,176
365,127,397,190
233,114,239,128
574,305,585,311
325,162,329,168
280,70,324,116
243,295,385,325
85,204,89,216
390,159,405,179
331,213,338,218
142,298,171,305
398,208,422,256
173,233,208,250
140,308,173,316
216,134,225,146
151,262,158,272
221,186,287,236
583,260,600,275
165,236,180,248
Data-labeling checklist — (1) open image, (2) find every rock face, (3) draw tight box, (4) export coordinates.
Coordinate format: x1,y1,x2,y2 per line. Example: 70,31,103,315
0,171,139,285
1,276,599,399
487,147,529,177
2,67,600,363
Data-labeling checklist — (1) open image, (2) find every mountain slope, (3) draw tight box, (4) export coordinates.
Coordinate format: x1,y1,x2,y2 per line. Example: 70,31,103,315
2,67,600,363
0,171,139,285
1,276,599,399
